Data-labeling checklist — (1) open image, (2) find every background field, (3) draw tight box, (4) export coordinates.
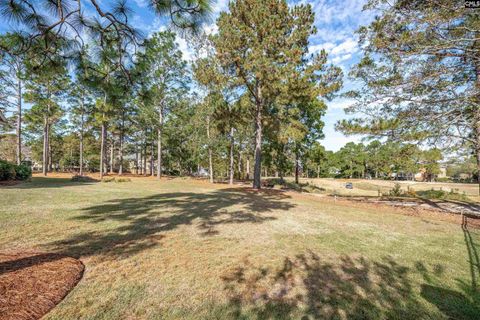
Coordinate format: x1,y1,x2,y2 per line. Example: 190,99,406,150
1,175,479,319
294,178,480,201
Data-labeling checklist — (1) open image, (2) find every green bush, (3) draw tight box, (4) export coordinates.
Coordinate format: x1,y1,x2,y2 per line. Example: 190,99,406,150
71,175,98,182
0,160,16,181
0,160,32,181
15,164,32,180
417,189,468,201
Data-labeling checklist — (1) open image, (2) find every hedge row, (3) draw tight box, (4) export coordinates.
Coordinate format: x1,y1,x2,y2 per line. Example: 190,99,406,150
0,160,32,181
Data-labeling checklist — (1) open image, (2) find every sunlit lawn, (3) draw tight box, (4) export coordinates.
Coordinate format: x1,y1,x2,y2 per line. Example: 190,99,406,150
298,177,480,201
1,175,479,319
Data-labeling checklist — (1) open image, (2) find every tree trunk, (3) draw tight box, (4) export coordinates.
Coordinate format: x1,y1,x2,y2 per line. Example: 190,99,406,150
118,131,123,175
475,110,480,195
139,147,143,175
109,140,114,174
42,115,48,176
150,139,154,177
135,147,139,175
48,138,52,172
100,121,106,179
238,151,242,180
143,138,147,176
229,127,234,185
79,122,84,176
253,98,263,189
207,116,213,183
317,165,320,178
295,150,300,184
157,107,163,179
142,141,147,176
246,156,250,180
475,59,480,195
16,80,22,165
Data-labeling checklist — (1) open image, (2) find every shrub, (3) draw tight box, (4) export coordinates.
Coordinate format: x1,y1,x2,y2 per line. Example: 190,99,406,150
389,183,403,197
0,160,16,181
417,189,468,201
102,177,116,183
0,160,32,181
405,187,417,197
71,175,98,183
262,178,325,193
15,164,32,180
102,177,131,183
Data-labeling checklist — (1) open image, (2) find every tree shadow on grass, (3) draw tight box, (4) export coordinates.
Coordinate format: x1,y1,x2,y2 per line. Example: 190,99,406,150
219,252,480,320
45,187,294,260
3,177,98,189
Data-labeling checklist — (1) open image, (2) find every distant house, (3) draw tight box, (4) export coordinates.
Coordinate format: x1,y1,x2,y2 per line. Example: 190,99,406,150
414,166,448,181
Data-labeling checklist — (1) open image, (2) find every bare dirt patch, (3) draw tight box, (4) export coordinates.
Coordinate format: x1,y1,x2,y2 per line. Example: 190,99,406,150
0,252,84,320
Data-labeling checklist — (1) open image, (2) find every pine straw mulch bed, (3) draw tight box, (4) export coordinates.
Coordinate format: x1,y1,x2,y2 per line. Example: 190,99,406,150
0,252,84,320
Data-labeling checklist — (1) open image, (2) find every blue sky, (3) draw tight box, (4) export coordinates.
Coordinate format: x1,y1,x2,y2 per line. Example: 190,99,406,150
0,0,374,151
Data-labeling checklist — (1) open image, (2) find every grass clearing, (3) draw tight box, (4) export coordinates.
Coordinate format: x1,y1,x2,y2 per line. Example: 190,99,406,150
1,175,479,319
297,177,480,201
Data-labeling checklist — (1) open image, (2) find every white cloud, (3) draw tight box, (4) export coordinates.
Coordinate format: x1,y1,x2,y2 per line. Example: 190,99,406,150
332,53,352,64
330,38,358,56
203,23,218,35
213,0,230,14
175,35,194,61
327,99,354,110
309,42,335,55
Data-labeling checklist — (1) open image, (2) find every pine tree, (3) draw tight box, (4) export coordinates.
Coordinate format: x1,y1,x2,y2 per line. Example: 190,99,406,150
24,58,69,176
213,0,341,189
337,0,480,193
0,33,26,164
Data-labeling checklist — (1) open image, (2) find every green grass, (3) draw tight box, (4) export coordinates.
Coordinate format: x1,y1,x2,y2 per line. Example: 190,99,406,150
1,175,479,319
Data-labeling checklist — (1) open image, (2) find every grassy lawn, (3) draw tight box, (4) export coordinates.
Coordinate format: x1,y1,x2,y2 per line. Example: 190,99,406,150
1,175,479,319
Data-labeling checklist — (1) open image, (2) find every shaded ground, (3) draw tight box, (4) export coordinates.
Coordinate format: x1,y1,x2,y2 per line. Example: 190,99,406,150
221,252,480,320
0,252,84,320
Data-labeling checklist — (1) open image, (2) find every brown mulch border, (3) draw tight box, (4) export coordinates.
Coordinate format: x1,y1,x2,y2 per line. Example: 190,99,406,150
0,252,84,320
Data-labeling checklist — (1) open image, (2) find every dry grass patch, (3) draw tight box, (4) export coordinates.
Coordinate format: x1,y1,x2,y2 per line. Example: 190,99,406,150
0,176,479,319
